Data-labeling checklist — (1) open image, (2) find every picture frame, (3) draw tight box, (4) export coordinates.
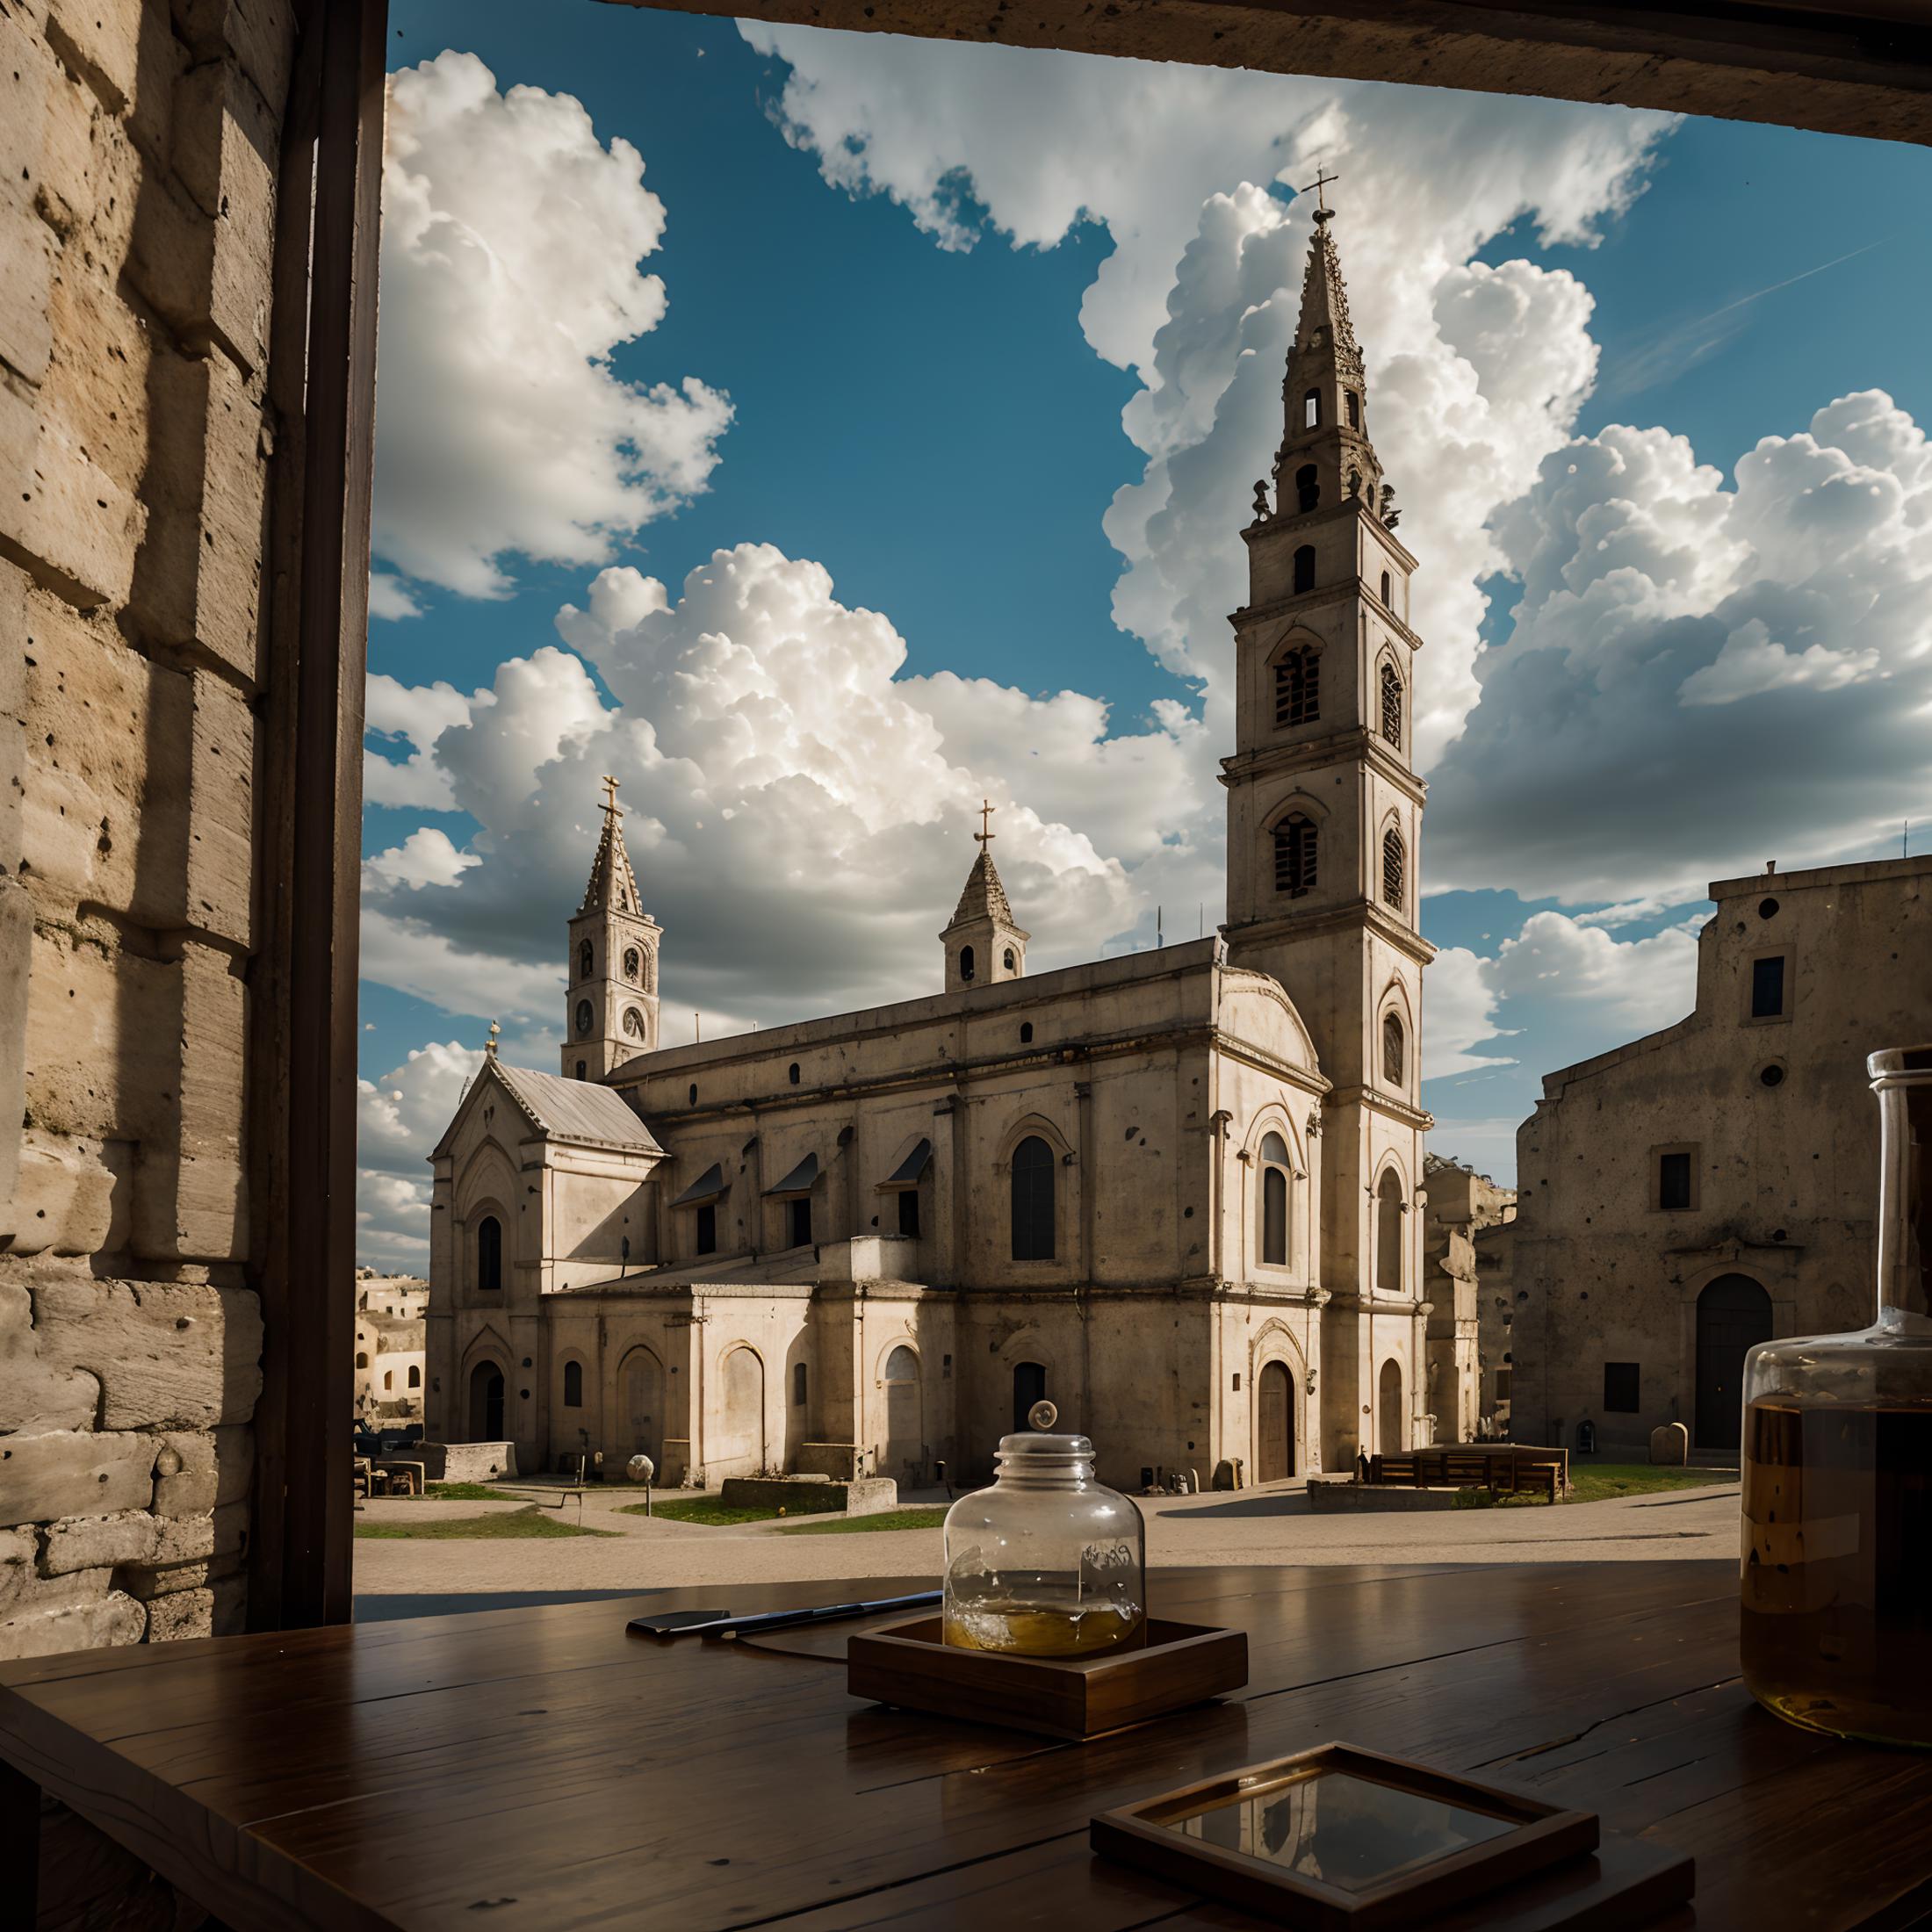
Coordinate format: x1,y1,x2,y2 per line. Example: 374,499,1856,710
1090,1741,1600,1929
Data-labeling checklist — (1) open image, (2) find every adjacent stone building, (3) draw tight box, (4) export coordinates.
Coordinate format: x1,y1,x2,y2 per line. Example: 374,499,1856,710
1509,855,1932,1454
353,1279,427,1428
1420,1155,1515,1443
425,208,1440,1490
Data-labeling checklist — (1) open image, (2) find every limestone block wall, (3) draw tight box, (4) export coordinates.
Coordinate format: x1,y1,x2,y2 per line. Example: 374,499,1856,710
0,0,295,1657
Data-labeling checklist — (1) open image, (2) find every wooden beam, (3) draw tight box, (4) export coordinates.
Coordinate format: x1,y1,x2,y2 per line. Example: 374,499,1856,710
249,0,390,1634
605,0,1932,146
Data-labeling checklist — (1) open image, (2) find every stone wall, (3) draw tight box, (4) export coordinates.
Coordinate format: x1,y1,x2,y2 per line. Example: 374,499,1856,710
0,0,295,1658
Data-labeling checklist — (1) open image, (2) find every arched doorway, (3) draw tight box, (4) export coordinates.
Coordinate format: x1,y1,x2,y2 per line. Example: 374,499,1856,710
1257,1360,1294,1482
1697,1274,1771,1449
1378,1359,1403,1457
719,1346,766,1473
620,1347,663,1460
883,1345,923,1481
1013,1360,1048,1434
468,1360,504,1440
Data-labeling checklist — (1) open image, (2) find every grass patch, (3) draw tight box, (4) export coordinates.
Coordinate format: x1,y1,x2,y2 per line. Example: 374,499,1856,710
777,1508,948,1536
1566,1462,1736,1505
422,1481,534,1502
620,1497,785,1526
355,1507,616,1539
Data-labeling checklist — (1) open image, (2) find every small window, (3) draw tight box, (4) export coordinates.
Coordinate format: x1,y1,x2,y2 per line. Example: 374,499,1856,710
1494,1366,1512,1400
574,1060,587,1080
1603,1362,1640,1413
792,1361,808,1407
563,1360,583,1407
1274,645,1320,728
1295,463,1318,514
1020,1021,1034,1044
1380,662,1403,746
959,944,976,983
1381,828,1404,911
696,1202,717,1254
383,1370,393,1390
1346,391,1360,429
579,939,593,982
1382,1012,1405,1086
1259,1130,1290,1265
1658,1150,1693,1212
575,998,594,1037
1347,467,1360,500
624,947,641,982
1273,812,1318,898
1003,947,1016,971
1302,387,1320,429
789,1196,813,1248
789,1062,800,1085
1293,544,1316,595
898,1186,921,1238
1751,954,1786,1019
1758,897,1779,920
1761,1063,1785,1088
688,1083,697,1106
356,1352,369,1370
408,1365,421,1388
477,1215,502,1291
1011,1135,1056,1262
1380,569,1392,606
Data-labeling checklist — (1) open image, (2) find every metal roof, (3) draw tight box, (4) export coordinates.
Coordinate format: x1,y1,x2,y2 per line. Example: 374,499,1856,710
669,1162,727,1208
491,1063,664,1152
879,1137,932,1190
766,1151,819,1198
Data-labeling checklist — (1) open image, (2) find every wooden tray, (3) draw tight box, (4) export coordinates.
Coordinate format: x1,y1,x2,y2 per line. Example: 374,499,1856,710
846,1615,1247,1740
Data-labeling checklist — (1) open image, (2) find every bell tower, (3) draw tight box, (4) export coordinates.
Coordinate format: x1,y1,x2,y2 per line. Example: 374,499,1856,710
1219,185,1434,1465
562,777,661,1080
941,800,1027,993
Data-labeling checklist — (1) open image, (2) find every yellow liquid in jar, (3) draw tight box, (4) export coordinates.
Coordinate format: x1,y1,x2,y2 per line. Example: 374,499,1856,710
942,1599,1145,1656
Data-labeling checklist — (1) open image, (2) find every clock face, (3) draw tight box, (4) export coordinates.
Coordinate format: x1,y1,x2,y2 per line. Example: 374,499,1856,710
576,999,594,1037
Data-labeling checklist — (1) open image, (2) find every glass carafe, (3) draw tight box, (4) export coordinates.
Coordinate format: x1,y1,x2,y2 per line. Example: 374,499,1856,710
941,1428,1146,1657
1741,1044,1932,1747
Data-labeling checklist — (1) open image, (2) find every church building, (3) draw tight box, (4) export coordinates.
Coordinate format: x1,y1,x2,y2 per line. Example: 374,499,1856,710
422,206,1436,1489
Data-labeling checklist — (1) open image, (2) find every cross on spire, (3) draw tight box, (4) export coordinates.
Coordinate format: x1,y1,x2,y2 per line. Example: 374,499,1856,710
601,774,622,817
487,1018,500,1058
975,798,997,847
1302,164,1340,220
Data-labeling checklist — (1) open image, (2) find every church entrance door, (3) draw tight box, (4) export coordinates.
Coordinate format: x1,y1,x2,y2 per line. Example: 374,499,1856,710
469,1361,504,1440
1013,1360,1047,1434
720,1346,767,1474
1378,1359,1403,1457
883,1346,923,1481
622,1347,663,1461
1257,1361,1293,1482
1696,1274,1771,1449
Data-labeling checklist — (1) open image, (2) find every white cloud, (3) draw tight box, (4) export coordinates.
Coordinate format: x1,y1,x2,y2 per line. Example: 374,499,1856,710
1424,945,1516,1080
368,573,423,622
364,671,487,810
364,827,480,891
359,907,562,1024
1429,392,1932,899
357,1041,482,1267
1483,910,1703,1038
373,51,732,601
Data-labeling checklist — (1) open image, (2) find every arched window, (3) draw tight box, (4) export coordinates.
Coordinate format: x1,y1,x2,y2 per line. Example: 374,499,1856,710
563,1360,583,1407
1302,388,1320,429
959,945,976,983
624,947,640,983
622,1006,645,1038
575,998,594,1038
1383,1012,1405,1086
1381,661,1403,746
793,1361,808,1407
477,1215,502,1291
789,1062,800,1085
1273,813,1318,898
355,1351,369,1369
1381,828,1405,911
1259,1130,1290,1266
579,939,593,982
1376,1169,1403,1294
1380,569,1392,607
1346,390,1361,429
1002,947,1016,971
1274,645,1321,728
1294,464,1318,514
1011,1135,1056,1262
383,1370,393,1391
1020,1021,1034,1044
1293,545,1316,595
574,1060,587,1080
407,1365,421,1388
1347,467,1360,500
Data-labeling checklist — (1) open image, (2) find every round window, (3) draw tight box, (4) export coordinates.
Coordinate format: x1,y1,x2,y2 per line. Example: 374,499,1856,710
574,998,594,1036
1761,1063,1785,1088
1758,897,1780,919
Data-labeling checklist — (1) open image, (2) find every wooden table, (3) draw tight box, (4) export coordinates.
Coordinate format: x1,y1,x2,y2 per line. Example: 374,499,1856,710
4,1561,1931,1930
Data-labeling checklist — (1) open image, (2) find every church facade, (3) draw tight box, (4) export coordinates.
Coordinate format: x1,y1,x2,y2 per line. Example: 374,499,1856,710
422,209,1437,1491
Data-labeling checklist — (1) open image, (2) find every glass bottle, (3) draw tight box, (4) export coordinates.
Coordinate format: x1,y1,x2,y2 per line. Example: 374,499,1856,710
941,1420,1146,1657
1741,1044,1932,1747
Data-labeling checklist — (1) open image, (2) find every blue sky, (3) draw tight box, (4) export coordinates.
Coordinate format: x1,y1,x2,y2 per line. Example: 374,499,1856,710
355,4,1932,1262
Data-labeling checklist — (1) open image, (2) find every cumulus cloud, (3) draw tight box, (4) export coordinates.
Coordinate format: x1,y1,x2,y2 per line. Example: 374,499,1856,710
373,51,732,601
1428,392,1932,899
363,671,483,810
1484,910,1703,1039
357,1042,482,1268
364,828,480,891
1424,945,1515,1080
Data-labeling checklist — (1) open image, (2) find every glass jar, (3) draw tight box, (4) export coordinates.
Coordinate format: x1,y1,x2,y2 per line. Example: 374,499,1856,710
941,1431,1146,1657
1741,1044,1932,1748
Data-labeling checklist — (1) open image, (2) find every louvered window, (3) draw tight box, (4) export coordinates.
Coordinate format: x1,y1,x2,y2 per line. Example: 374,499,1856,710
1294,545,1316,595
1381,829,1404,911
1381,662,1403,746
1274,646,1321,728
1273,813,1318,898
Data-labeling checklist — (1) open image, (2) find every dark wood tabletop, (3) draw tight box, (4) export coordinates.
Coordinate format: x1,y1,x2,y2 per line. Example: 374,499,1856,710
4,1560,1930,1931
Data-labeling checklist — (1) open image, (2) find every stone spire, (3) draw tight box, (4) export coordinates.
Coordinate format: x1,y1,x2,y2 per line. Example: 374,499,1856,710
940,799,1029,993
579,774,641,916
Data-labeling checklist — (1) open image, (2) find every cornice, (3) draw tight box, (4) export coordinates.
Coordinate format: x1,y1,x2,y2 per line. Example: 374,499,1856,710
1219,731,1428,808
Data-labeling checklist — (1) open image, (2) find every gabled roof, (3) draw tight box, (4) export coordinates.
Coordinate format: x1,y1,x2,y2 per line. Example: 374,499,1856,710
433,1059,664,1158
669,1162,728,1208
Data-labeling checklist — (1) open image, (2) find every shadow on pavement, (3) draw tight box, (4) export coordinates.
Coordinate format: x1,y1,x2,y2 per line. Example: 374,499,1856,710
1161,1491,1315,1520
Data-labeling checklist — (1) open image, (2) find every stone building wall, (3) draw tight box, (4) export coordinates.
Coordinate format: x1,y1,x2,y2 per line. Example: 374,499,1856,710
1,0,295,1658
1419,1156,1514,1443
